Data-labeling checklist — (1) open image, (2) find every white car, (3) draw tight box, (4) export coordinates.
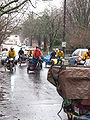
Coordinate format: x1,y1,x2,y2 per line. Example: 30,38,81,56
69,49,88,65
1,51,8,65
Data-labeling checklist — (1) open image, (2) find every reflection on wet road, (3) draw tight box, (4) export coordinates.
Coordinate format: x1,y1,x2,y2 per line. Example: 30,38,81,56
0,45,67,120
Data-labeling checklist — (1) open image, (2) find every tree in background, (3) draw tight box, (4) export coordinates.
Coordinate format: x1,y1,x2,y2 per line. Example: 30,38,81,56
0,0,36,45
66,0,90,50
1,0,89,52
21,8,63,51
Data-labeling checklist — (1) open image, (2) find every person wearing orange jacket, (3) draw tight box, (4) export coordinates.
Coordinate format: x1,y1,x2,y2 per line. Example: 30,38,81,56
33,46,43,68
33,46,43,59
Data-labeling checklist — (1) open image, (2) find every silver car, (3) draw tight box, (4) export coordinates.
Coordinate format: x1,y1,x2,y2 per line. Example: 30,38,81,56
68,49,88,65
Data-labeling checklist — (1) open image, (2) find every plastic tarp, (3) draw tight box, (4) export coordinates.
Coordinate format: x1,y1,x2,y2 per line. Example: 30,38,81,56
47,66,90,99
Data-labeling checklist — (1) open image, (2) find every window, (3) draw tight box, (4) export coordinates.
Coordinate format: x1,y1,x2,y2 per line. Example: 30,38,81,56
81,51,87,56
72,50,80,56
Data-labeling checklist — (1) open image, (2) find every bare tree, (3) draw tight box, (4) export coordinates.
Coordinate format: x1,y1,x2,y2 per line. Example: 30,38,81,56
21,8,63,50
66,0,90,49
0,0,36,17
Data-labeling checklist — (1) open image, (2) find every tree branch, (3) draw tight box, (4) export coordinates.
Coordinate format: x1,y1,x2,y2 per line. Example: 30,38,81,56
0,0,18,9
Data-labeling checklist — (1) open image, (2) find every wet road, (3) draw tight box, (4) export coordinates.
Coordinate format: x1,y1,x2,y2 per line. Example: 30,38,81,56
0,45,67,120
0,65,67,120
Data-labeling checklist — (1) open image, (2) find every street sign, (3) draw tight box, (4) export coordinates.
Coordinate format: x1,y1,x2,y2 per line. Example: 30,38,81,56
62,42,66,48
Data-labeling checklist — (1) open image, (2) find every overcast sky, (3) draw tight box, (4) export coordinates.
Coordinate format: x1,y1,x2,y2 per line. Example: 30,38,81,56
30,0,63,13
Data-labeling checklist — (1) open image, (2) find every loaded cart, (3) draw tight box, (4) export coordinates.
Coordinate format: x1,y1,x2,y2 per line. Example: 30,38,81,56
47,66,90,120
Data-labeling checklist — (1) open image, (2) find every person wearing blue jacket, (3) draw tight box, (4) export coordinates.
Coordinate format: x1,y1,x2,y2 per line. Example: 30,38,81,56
50,50,56,60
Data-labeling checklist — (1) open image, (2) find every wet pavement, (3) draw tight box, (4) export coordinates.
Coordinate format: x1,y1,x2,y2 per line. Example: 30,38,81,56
0,65,68,120
0,45,67,120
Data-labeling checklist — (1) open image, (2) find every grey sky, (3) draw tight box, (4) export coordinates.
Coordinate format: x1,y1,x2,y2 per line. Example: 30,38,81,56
30,0,63,13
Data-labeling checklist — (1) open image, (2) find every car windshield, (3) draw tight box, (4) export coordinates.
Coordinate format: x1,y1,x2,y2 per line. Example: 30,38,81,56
81,51,87,56
72,50,80,56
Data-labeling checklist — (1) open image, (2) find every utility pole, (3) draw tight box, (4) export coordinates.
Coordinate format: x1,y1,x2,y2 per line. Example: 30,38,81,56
62,0,66,53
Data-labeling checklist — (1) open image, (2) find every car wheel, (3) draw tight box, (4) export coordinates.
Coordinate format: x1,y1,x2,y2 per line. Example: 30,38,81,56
74,61,77,66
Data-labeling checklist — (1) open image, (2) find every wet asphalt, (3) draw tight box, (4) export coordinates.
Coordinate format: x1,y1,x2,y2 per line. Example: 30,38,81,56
0,65,68,120
0,45,67,120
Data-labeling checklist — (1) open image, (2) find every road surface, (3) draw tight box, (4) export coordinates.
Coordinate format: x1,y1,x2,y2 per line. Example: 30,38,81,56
0,44,67,120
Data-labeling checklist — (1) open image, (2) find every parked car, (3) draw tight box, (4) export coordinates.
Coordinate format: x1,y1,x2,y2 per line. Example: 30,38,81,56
1,51,8,65
68,49,88,65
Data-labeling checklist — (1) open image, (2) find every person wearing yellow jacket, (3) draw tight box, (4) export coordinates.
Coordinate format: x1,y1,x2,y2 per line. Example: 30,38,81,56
56,49,64,64
56,49,64,57
7,47,16,58
82,47,90,60
27,50,32,57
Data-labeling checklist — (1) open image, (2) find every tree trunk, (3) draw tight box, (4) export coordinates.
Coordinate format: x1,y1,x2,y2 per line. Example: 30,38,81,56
38,34,41,47
30,36,32,46
49,35,53,51
43,36,47,51
49,41,53,51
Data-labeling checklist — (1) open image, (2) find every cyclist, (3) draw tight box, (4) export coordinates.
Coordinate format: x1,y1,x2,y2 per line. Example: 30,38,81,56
7,47,16,66
50,49,56,60
33,46,43,68
27,49,32,57
7,47,16,58
18,48,24,59
56,49,64,64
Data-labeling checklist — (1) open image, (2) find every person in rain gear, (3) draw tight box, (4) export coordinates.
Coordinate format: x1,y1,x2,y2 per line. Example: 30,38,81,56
27,49,32,57
82,47,90,60
7,47,16,58
33,46,43,68
33,46,43,59
50,49,56,60
56,49,64,64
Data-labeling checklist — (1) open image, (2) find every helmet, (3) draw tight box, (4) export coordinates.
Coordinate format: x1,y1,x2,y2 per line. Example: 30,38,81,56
10,46,14,50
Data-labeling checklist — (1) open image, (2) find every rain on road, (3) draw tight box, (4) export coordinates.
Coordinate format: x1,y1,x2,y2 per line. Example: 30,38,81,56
0,45,67,120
